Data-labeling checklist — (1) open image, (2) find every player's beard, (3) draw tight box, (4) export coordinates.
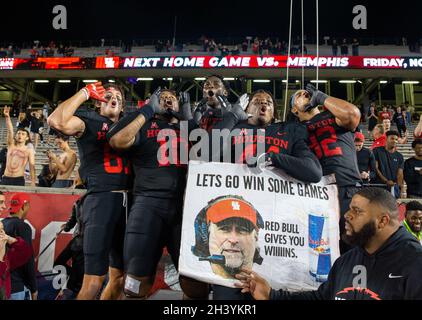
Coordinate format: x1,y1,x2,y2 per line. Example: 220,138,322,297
342,220,377,247
409,221,421,233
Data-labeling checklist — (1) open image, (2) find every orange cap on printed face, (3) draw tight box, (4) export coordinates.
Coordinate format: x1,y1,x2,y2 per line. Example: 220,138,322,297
206,198,257,226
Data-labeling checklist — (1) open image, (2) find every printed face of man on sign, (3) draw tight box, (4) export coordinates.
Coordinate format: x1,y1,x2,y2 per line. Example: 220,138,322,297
191,196,263,279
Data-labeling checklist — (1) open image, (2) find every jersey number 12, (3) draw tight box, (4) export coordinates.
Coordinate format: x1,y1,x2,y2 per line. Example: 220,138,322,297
309,126,343,159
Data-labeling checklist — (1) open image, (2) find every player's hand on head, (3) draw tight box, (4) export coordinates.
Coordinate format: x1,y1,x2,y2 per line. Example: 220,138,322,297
82,82,107,103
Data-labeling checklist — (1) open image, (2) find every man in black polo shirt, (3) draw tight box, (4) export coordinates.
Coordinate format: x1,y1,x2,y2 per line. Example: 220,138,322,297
373,130,405,198
354,132,376,184
235,188,422,300
404,139,422,198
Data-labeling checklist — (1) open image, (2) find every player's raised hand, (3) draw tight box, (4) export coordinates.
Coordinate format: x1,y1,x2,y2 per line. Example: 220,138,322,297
168,91,193,120
305,83,328,111
230,94,251,121
81,82,107,103
216,94,232,114
238,93,250,111
179,91,190,106
147,87,163,114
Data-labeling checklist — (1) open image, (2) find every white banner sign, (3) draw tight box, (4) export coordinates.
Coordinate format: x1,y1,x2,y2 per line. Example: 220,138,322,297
179,161,340,291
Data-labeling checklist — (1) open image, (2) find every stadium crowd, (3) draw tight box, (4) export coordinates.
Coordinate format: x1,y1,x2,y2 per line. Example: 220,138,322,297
1,34,419,58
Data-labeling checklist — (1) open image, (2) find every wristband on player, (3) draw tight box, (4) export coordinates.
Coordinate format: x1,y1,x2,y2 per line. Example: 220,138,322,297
106,107,152,141
138,104,155,121
80,82,107,103
81,89,89,101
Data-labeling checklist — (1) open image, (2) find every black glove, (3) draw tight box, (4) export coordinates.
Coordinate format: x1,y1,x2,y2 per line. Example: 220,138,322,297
304,84,328,112
193,98,208,125
166,91,193,120
145,87,163,115
179,90,190,106
230,95,250,122
216,95,232,114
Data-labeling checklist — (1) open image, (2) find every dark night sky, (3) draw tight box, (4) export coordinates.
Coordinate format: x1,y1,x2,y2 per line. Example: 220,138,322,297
3,0,421,42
